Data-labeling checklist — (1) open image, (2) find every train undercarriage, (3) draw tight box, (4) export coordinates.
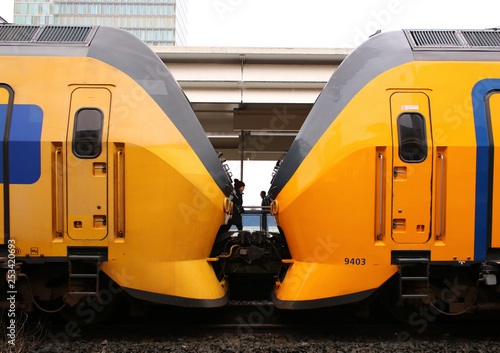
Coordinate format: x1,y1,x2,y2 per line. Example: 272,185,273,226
3,225,500,323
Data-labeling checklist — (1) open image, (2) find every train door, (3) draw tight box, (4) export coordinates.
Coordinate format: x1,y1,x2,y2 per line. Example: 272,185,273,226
66,87,110,240
390,92,433,244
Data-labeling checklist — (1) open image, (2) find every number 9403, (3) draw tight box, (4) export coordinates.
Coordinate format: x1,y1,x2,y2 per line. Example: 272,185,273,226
345,258,366,265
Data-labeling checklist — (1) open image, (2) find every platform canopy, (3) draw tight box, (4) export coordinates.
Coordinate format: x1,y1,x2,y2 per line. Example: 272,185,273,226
154,46,351,161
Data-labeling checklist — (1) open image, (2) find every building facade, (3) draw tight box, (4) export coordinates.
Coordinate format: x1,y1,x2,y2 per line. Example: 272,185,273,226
12,0,188,46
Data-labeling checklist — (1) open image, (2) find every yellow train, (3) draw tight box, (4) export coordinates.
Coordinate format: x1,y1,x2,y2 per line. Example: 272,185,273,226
0,24,233,316
270,29,500,315
4,25,500,321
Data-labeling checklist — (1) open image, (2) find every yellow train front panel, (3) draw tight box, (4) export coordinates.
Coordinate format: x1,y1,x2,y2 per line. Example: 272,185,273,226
0,25,232,308
270,29,500,309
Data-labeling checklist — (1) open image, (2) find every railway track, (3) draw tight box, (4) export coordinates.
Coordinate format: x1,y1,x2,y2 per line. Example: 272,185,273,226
5,299,500,352
42,298,500,329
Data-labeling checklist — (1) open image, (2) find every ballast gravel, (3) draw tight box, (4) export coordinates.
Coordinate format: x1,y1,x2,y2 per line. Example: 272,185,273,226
30,333,500,353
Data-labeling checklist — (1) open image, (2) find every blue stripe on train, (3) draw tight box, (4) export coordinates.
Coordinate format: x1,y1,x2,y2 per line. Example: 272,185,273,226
472,79,500,261
0,104,43,184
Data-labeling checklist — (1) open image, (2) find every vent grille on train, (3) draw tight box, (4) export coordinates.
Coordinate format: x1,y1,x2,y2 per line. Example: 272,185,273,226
410,30,461,47
462,30,500,47
404,29,500,50
0,25,39,42
0,25,98,45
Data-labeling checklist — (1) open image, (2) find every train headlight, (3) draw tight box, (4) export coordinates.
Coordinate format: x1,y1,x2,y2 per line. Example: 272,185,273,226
270,200,279,215
223,198,233,215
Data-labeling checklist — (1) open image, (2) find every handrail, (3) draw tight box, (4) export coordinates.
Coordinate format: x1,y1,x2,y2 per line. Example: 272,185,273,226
241,210,271,215
54,147,63,238
437,152,444,240
377,152,383,240
116,148,124,238
242,206,271,211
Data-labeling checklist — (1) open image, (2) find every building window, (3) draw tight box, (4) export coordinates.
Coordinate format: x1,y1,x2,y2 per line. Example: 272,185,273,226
167,29,174,41
397,113,427,163
42,3,50,15
73,108,103,159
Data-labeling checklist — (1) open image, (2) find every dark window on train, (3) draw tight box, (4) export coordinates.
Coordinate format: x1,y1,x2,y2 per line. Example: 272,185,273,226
72,108,103,158
397,113,427,163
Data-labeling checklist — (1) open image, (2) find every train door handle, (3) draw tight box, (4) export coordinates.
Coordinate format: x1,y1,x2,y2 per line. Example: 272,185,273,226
393,220,405,229
94,217,107,226
394,169,406,177
94,164,106,173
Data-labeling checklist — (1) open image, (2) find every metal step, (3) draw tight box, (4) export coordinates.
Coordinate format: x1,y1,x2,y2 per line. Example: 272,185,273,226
68,255,104,261
69,291,97,296
401,276,428,281
68,256,102,297
398,262,430,300
402,294,429,299
395,258,430,264
70,273,98,279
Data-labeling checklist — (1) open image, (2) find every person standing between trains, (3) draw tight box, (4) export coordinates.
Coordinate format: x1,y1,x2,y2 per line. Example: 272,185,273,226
228,179,245,231
260,190,270,231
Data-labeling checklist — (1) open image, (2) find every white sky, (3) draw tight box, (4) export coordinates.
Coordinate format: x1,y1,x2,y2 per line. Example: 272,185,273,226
227,160,276,207
188,0,500,48
0,0,13,22
1,0,499,47
1,0,499,204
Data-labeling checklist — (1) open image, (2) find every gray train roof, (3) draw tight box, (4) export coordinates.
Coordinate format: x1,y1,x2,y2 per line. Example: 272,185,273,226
0,24,232,195
270,29,500,196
